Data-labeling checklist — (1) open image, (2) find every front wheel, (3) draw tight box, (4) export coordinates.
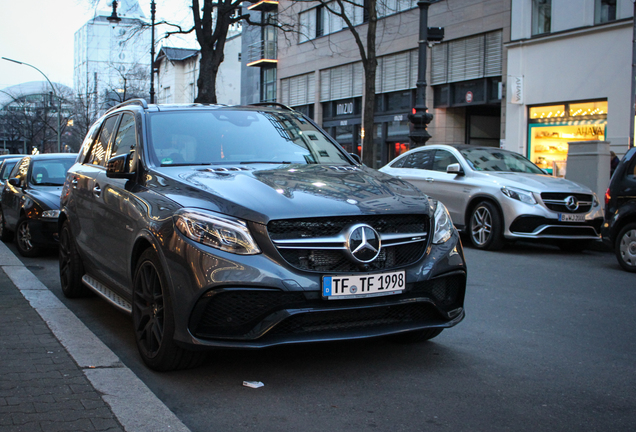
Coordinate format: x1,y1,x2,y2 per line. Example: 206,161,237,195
132,249,206,371
15,216,40,257
615,223,636,272
468,201,505,250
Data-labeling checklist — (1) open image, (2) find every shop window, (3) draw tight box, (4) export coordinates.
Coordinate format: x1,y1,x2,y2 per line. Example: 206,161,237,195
595,0,616,24
532,0,551,36
569,101,607,117
261,68,276,103
529,105,566,120
386,91,411,112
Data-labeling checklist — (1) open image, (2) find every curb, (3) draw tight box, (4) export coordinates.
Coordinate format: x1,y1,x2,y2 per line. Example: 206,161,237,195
0,241,191,432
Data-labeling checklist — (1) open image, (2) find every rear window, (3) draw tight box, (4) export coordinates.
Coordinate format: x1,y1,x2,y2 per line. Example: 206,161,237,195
147,110,351,166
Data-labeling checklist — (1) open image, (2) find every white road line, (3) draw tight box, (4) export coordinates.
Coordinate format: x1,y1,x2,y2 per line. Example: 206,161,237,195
0,241,191,432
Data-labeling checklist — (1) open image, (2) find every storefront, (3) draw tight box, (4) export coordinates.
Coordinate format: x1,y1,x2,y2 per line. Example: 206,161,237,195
527,100,607,176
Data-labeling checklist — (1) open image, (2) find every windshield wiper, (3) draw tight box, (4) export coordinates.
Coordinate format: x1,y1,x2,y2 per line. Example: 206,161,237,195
160,163,212,167
240,161,292,164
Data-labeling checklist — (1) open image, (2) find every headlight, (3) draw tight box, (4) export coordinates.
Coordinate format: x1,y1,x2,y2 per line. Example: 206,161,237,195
593,193,599,207
41,210,60,219
501,186,536,205
432,201,453,244
174,209,261,255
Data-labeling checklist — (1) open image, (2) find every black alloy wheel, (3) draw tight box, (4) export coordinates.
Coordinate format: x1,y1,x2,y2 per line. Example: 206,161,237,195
0,210,13,242
616,222,636,273
132,248,205,371
388,328,443,343
469,201,504,251
59,220,88,298
15,216,40,257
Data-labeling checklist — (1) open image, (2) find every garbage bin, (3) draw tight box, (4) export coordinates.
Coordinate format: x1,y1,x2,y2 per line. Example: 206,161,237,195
564,140,610,201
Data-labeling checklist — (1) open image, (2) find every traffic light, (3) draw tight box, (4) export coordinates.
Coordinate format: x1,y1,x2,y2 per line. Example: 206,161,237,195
408,108,434,145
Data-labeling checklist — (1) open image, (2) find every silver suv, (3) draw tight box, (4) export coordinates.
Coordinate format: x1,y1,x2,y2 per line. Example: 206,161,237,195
380,144,604,251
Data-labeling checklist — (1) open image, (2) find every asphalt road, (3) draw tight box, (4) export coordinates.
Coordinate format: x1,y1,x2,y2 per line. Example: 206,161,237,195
9,240,636,432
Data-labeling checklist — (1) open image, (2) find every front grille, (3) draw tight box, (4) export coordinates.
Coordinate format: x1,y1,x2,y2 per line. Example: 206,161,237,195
510,216,602,235
190,273,466,340
268,214,429,272
269,303,442,336
540,192,594,214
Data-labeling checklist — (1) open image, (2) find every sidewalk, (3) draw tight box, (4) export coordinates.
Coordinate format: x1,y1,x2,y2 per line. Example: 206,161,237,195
0,242,191,432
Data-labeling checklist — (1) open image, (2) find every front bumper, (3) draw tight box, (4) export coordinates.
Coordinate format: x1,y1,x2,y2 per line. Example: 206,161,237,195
507,216,603,240
28,218,60,247
164,230,467,349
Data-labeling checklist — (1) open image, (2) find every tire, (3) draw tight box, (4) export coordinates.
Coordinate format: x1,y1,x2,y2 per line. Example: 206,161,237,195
132,248,206,371
15,216,40,257
468,201,505,251
615,222,636,273
558,240,591,252
59,220,88,298
388,328,443,344
0,210,13,242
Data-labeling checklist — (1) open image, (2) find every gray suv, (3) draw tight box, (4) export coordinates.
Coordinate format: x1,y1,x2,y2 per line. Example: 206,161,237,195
60,100,467,371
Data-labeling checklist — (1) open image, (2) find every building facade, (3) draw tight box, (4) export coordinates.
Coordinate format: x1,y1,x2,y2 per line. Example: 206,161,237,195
240,0,511,167
505,0,633,176
73,0,151,117
154,31,242,105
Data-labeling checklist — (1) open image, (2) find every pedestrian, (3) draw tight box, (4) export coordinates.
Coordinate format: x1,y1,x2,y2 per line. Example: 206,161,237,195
610,151,620,178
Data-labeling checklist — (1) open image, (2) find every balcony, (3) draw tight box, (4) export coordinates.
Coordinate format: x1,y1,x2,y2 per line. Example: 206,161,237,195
246,40,277,68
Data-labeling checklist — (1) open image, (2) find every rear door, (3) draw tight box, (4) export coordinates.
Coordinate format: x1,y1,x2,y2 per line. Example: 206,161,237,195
1,157,29,228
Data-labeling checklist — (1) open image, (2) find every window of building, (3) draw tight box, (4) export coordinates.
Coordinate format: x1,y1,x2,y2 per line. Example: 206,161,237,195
595,0,617,24
299,0,369,42
281,73,315,107
261,68,277,103
532,0,551,36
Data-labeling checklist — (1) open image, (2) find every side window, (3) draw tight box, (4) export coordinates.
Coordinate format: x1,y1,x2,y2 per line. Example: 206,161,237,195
402,150,433,170
390,156,406,168
87,115,119,167
432,150,459,172
79,121,102,163
110,113,137,159
13,158,30,185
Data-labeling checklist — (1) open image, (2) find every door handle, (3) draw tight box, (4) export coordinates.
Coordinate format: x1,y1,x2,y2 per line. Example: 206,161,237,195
93,184,101,198
71,177,79,189
425,178,434,183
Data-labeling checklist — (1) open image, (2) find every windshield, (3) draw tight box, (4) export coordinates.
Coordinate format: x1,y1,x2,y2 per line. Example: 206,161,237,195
30,158,75,186
460,148,544,174
147,110,351,166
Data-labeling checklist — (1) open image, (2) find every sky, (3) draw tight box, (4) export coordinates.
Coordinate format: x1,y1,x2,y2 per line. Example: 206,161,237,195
0,0,195,91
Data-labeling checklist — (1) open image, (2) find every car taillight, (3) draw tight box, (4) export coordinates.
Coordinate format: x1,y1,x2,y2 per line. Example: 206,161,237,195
605,187,611,206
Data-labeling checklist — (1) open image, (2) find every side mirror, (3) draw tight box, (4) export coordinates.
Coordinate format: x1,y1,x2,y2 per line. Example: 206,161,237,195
447,163,464,176
8,178,21,187
106,153,135,179
349,153,362,164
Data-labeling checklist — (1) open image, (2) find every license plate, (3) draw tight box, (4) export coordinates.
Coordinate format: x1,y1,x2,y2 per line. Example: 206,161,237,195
559,213,585,222
322,271,405,299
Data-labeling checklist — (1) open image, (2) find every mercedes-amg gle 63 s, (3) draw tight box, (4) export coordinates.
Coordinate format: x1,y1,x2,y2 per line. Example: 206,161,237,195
60,100,467,371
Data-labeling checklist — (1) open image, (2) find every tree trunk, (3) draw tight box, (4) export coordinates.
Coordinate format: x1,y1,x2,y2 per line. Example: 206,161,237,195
195,46,222,104
361,1,378,168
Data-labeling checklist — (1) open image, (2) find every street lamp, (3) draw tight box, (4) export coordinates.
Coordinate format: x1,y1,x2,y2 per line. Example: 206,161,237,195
2,57,62,153
409,0,444,147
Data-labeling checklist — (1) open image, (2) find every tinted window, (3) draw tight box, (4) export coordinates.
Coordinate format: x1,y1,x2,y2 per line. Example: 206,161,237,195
14,158,30,183
461,148,543,174
110,113,137,159
148,110,350,166
88,115,119,166
401,150,433,170
30,158,75,186
0,160,18,181
432,150,459,172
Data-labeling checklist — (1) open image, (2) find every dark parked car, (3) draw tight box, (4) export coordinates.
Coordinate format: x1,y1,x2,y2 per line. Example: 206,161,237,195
0,154,77,256
0,157,20,188
60,99,467,371
602,147,636,272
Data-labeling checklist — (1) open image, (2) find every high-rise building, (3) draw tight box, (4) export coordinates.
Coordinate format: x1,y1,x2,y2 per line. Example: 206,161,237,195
74,0,151,117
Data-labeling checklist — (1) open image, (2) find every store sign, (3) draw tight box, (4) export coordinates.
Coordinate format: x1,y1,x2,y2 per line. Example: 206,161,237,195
510,76,523,104
394,115,404,122
336,101,354,116
576,126,604,138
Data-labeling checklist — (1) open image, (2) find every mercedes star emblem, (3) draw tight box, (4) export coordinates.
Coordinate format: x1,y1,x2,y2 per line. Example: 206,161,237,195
345,224,381,263
565,195,579,212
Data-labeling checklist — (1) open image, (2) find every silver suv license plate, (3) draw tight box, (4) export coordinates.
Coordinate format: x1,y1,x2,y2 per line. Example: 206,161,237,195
322,271,405,299
559,213,585,222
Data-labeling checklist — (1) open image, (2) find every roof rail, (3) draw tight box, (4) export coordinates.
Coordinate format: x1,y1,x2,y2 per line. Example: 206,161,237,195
104,98,149,115
249,102,294,112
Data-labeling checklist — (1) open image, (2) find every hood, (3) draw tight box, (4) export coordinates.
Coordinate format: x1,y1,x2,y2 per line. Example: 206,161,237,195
147,164,430,224
479,172,595,194
29,186,64,210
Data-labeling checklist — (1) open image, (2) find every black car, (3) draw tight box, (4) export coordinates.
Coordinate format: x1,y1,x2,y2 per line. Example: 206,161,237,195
60,99,467,371
602,147,636,272
0,154,77,257
0,157,20,188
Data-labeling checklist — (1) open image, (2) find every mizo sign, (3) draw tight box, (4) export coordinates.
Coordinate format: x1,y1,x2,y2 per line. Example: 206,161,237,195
336,100,355,116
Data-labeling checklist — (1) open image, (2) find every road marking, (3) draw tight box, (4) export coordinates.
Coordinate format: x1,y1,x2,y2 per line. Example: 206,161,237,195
0,241,191,432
